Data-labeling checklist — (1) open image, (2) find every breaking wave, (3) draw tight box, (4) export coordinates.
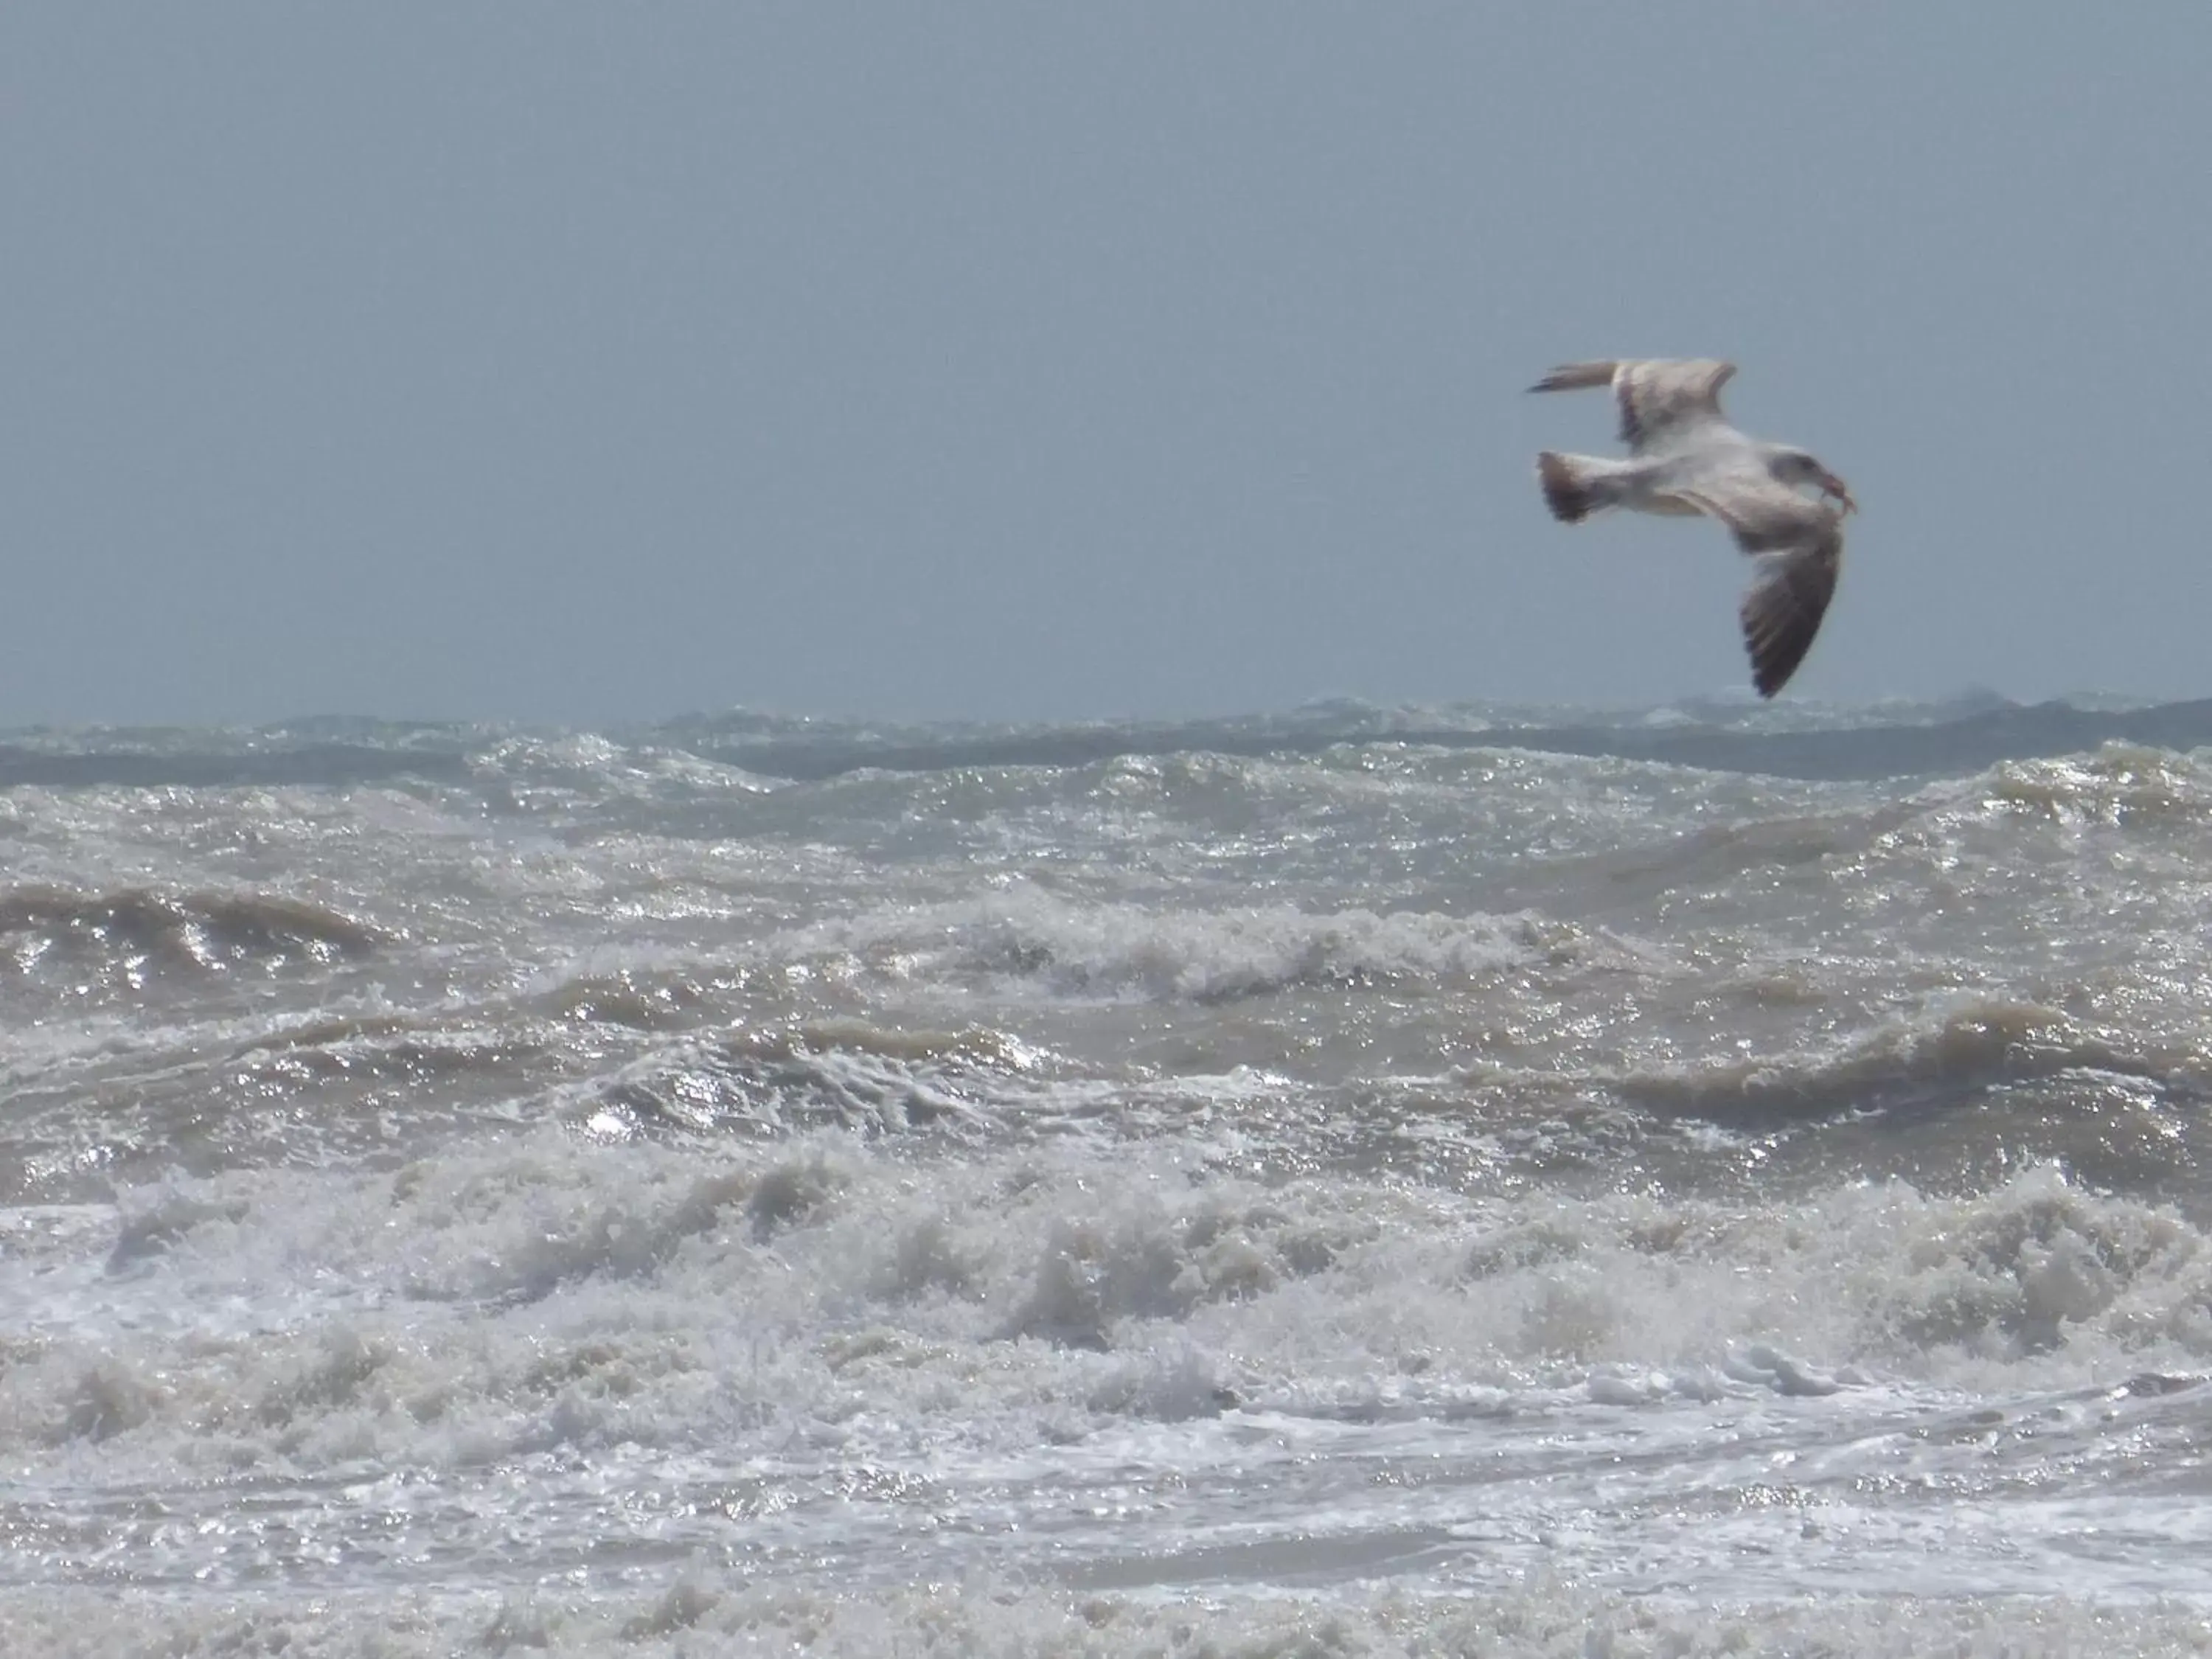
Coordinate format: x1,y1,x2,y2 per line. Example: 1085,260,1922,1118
571,1021,1045,1140
800,891,1655,1004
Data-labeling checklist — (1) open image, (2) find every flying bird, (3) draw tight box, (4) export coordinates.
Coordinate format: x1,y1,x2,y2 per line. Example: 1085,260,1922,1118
1528,358,1854,698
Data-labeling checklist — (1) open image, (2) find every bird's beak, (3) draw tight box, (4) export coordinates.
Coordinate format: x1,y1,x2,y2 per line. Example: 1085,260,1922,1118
1818,470,1857,515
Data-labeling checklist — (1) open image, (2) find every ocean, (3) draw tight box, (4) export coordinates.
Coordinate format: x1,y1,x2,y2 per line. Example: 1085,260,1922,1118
7,695,2212,1655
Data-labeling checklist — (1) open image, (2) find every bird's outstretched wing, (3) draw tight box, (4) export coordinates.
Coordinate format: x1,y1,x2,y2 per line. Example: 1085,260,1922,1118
1672,476,1844,698
1528,358,1738,453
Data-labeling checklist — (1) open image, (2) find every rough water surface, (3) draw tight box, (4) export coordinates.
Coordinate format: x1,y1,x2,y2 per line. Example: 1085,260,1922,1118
7,696,2212,1654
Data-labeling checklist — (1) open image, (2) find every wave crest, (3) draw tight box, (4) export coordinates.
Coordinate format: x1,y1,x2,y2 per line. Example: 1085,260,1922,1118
1612,995,2185,1121
0,886,380,992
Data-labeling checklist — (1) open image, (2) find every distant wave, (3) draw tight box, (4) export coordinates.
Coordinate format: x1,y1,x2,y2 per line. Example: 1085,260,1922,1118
682,697,2212,784
7,695,2212,788
0,740,473,790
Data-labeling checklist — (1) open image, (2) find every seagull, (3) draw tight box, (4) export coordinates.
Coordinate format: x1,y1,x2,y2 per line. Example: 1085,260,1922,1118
1528,358,1854,698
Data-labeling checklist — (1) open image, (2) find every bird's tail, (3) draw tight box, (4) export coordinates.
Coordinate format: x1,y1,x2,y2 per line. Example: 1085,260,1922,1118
1534,451,1622,524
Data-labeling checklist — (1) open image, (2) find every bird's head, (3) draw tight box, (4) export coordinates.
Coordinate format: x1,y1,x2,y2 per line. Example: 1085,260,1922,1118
1765,447,1856,515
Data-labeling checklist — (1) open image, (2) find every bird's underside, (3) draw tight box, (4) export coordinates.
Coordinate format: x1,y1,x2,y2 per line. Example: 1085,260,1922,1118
1527,358,1851,699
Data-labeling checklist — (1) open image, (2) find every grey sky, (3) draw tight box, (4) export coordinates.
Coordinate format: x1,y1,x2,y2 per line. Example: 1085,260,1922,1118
4,5,2207,726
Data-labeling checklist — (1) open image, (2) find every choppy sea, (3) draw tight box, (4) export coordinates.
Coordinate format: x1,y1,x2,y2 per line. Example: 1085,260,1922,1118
9,694,2212,1654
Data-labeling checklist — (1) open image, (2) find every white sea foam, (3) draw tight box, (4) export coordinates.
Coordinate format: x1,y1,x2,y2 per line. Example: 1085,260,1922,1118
11,1120,2212,1624
15,1578,2212,1658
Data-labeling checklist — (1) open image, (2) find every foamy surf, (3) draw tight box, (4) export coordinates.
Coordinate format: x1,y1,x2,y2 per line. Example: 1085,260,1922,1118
7,699,2212,1649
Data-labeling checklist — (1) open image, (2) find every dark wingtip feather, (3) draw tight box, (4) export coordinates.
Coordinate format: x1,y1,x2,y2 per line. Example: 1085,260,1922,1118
1535,451,1592,524
1738,541,1840,699
1742,599,1815,698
